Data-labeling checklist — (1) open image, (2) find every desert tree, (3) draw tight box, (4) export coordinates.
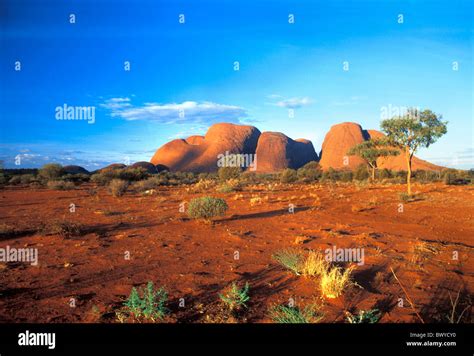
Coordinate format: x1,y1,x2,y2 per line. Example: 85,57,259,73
347,139,399,182
381,108,447,195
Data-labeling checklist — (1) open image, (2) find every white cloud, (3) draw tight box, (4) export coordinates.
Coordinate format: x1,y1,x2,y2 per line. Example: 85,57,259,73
274,96,313,109
101,98,248,125
331,96,367,106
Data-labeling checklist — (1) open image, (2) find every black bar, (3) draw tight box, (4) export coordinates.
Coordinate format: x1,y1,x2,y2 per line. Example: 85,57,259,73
0,323,471,354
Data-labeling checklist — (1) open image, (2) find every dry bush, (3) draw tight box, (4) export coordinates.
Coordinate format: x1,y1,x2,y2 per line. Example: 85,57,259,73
47,180,75,190
217,178,241,193
41,220,84,238
190,179,216,193
410,241,439,268
108,179,129,197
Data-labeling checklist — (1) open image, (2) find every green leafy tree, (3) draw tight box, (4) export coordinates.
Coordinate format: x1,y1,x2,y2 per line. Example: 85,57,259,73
381,108,447,195
347,139,399,182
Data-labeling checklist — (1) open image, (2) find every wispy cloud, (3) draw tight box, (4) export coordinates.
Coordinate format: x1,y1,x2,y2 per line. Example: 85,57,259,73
274,96,313,109
331,96,367,106
101,98,248,125
266,95,313,109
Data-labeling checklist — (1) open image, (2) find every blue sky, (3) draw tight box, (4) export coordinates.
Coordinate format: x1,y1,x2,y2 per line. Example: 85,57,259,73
1,0,473,170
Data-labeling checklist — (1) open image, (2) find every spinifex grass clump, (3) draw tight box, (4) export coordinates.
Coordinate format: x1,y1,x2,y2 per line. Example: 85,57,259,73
272,249,304,275
187,196,228,221
219,282,250,311
346,309,381,323
320,265,354,299
269,304,324,323
272,249,327,277
300,250,327,277
118,282,168,322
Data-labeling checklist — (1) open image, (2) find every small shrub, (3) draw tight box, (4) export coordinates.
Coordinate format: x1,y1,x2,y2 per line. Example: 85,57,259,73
38,163,64,181
0,173,7,185
297,162,322,182
377,168,393,180
63,173,90,183
133,177,163,193
398,192,415,202
443,169,470,185
217,183,235,193
108,179,129,197
269,304,324,323
187,196,228,221
90,173,110,186
320,265,354,299
321,167,339,182
119,282,168,322
20,174,37,184
339,170,353,182
218,167,241,181
219,282,250,311
354,164,370,181
8,176,22,185
118,167,150,182
346,309,381,323
41,221,84,238
47,180,75,190
280,169,298,183
217,178,241,193
191,179,216,193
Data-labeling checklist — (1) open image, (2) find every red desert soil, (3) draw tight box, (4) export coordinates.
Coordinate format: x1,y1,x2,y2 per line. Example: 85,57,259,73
0,183,472,323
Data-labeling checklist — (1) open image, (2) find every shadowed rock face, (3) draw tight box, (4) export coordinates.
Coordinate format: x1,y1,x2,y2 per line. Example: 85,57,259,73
255,132,319,172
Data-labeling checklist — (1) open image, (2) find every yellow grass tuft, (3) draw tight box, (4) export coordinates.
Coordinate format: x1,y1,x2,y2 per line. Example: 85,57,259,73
320,265,354,299
300,250,327,277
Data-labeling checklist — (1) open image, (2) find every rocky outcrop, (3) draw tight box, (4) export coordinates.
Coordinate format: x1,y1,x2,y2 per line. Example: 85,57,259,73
319,122,368,170
63,165,89,175
255,132,318,172
150,123,261,172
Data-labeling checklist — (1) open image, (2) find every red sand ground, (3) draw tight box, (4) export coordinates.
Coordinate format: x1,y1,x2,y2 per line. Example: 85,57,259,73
0,182,472,323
